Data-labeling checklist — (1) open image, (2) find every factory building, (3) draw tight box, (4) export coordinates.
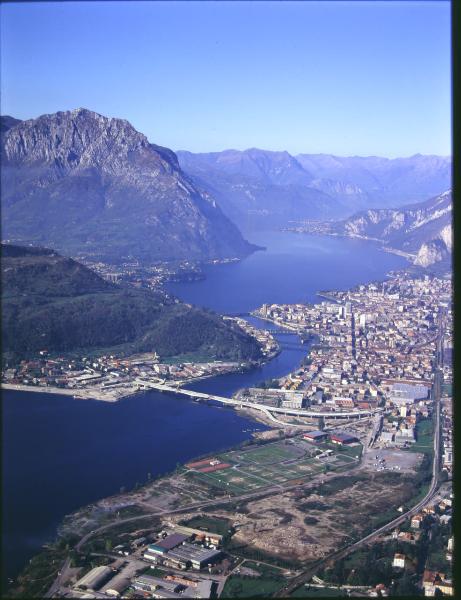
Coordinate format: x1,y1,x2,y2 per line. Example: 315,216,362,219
330,432,358,445
144,533,189,560
151,590,183,599
303,430,329,443
165,543,222,570
389,382,429,406
172,524,223,546
132,575,181,594
74,565,113,591
100,573,131,597
246,388,305,409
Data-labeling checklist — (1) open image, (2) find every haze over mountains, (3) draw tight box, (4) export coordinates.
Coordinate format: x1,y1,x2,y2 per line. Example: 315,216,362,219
1,109,255,264
297,190,452,268
178,149,451,229
0,108,452,268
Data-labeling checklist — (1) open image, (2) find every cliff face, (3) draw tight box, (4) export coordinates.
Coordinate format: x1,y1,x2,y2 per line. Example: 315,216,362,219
414,239,450,267
1,109,255,263
319,190,452,267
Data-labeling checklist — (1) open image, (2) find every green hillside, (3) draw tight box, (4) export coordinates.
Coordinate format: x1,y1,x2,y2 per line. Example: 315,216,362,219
1,245,262,365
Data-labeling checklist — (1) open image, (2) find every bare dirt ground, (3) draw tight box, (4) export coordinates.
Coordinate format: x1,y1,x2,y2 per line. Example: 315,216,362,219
178,469,422,564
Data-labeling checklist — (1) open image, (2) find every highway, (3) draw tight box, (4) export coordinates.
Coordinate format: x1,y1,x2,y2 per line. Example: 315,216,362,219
139,381,380,420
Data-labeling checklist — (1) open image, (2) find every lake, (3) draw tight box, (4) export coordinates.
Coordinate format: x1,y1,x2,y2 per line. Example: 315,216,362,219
1,231,407,584
166,231,407,314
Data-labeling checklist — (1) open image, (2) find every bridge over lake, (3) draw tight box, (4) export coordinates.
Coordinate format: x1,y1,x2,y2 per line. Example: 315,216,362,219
137,380,380,422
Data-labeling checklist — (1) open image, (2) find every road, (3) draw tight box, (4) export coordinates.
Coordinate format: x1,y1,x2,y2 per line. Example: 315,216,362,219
142,381,380,419
275,312,444,597
46,314,445,598
46,458,363,597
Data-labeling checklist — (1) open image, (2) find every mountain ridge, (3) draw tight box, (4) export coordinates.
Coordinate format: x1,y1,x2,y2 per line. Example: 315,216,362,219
296,190,452,268
177,148,451,229
1,109,256,264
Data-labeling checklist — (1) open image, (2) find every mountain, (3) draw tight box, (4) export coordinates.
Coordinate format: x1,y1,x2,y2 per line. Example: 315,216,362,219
177,149,349,229
1,244,263,364
308,190,452,267
295,153,452,207
1,110,256,264
179,148,314,187
177,149,451,230
0,115,21,134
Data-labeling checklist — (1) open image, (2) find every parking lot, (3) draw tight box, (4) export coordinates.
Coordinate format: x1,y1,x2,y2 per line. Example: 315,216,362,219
362,447,423,473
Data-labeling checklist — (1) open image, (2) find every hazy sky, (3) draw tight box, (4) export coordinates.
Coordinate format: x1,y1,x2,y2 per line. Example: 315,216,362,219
1,1,451,157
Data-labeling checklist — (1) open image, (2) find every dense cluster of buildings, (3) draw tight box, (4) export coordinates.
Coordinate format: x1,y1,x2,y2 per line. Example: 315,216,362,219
440,307,453,477
76,257,205,290
2,353,243,391
1,319,276,397
241,387,305,409
389,497,454,596
253,275,451,419
376,382,431,448
71,524,225,598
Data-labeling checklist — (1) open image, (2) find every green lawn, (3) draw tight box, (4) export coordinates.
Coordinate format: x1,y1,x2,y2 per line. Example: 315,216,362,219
221,575,286,598
180,515,231,536
186,439,357,495
408,418,434,455
442,383,452,397
232,444,299,464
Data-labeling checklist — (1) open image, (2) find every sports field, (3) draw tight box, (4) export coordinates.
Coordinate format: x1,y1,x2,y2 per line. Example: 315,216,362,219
184,439,359,495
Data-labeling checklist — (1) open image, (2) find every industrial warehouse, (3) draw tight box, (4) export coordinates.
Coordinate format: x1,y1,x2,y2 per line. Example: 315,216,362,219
69,523,225,598
143,533,222,570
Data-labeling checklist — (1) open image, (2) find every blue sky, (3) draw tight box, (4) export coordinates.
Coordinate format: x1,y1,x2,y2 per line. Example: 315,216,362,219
1,1,451,157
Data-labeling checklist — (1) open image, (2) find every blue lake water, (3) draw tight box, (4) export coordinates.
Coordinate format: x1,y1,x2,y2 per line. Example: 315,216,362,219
1,391,267,583
166,232,407,314
1,232,407,584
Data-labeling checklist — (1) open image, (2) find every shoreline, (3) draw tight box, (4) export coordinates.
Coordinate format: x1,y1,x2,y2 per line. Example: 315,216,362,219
1,341,283,406
284,229,416,262
249,312,301,332
1,382,134,402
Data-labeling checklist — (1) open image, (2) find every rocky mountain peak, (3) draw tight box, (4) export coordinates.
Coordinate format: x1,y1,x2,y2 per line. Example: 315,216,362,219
1,109,255,263
2,108,155,174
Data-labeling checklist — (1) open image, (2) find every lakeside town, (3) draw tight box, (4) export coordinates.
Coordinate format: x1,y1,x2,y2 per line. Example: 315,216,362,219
1,318,278,402
6,269,454,598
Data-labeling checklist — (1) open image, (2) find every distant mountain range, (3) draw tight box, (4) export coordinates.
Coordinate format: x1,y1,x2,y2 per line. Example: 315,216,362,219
177,149,451,229
292,190,452,268
1,108,451,262
1,244,262,364
1,109,256,264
